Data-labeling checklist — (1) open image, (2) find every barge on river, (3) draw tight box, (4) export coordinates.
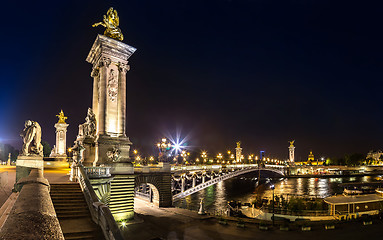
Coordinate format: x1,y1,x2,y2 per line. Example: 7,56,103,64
324,192,383,220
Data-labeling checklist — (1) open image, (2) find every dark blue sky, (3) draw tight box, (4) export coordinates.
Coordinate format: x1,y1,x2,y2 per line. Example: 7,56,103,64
1,0,383,160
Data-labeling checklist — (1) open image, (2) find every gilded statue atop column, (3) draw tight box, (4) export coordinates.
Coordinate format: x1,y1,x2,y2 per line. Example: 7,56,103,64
56,110,67,123
92,7,124,41
289,140,295,147
20,120,43,156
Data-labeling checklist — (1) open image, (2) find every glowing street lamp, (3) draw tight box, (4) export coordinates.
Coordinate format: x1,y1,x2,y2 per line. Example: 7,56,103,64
157,138,172,162
217,153,223,164
180,150,189,164
201,151,208,163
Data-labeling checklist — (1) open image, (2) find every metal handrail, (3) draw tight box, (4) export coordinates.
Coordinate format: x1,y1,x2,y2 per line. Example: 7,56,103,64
77,165,123,240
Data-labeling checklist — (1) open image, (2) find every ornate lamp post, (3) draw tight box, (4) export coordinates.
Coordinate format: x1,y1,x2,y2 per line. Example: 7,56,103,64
157,138,172,163
201,151,207,164
180,150,189,164
271,184,275,226
217,153,223,164
149,156,155,164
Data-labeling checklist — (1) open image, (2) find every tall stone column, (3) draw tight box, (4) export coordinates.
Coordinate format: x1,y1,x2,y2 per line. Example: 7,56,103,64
117,63,129,137
235,141,242,163
50,110,69,158
86,34,136,166
97,58,109,135
91,68,99,124
289,140,295,163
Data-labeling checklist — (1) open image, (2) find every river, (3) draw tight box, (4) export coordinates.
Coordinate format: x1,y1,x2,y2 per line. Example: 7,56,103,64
173,173,383,212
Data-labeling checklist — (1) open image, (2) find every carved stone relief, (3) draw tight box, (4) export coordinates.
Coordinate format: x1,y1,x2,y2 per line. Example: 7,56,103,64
107,69,118,102
106,146,121,162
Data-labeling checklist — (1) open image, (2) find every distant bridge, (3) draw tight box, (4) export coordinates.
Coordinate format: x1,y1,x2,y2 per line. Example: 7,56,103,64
170,164,286,201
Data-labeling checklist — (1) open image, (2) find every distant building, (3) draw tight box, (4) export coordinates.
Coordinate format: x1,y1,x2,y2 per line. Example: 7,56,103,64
366,150,383,164
294,151,324,166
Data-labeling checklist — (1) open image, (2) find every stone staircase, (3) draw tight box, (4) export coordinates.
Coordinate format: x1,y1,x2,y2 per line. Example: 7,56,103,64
50,183,104,240
109,175,135,220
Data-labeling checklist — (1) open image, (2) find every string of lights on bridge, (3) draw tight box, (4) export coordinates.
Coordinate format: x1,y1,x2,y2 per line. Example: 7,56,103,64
131,137,286,166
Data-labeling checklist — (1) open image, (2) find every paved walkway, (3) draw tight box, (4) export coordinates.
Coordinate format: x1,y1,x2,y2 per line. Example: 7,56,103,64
0,167,15,207
123,198,383,240
0,165,71,207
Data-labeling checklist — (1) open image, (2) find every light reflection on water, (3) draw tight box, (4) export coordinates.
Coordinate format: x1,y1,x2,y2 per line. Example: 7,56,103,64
173,174,380,212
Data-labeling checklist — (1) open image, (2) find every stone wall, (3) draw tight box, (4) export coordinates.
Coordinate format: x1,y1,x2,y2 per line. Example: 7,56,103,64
135,173,172,207
0,169,64,240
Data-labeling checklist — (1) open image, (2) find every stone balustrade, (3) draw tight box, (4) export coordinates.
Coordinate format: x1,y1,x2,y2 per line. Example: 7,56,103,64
84,166,112,178
76,165,123,240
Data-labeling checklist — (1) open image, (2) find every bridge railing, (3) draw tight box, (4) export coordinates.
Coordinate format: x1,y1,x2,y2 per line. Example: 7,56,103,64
76,165,123,240
134,162,171,173
171,164,286,172
84,166,111,178
135,191,150,200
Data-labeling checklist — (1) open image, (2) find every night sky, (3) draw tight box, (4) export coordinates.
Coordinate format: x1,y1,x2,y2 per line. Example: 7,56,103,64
1,0,383,160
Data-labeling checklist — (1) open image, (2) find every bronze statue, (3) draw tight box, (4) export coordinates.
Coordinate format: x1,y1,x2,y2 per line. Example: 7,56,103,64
56,110,67,123
20,120,43,156
92,7,124,41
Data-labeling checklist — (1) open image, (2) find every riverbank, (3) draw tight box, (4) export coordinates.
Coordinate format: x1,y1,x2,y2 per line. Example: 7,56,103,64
287,172,383,178
129,198,383,240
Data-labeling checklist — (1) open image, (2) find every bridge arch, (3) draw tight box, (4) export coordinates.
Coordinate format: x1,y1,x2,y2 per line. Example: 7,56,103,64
135,173,172,207
172,167,285,201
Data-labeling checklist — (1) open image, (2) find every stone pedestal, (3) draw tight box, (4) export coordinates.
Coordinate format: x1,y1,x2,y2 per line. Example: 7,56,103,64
93,135,132,166
78,136,97,167
15,155,44,191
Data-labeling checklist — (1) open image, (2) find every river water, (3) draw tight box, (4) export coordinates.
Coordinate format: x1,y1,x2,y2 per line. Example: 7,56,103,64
173,173,383,212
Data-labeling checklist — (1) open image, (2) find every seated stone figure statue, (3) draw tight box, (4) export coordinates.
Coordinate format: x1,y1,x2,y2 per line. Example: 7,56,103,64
78,108,96,138
72,140,85,165
20,120,43,156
